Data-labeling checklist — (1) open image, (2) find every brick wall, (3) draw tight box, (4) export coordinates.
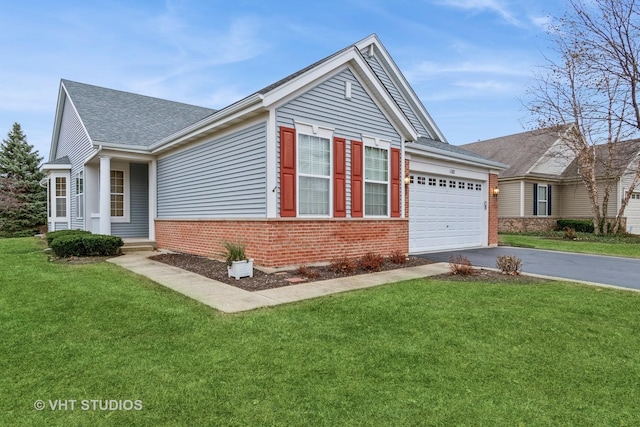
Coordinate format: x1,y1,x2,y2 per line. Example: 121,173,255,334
488,173,499,246
155,219,408,267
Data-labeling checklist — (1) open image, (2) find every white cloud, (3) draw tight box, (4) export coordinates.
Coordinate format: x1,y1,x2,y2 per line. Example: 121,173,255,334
433,0,521,26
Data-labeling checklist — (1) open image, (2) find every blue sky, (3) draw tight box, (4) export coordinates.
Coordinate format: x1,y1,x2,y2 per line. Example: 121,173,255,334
0,0,564,161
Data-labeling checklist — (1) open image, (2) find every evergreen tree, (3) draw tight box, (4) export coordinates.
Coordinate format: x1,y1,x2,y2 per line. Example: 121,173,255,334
0,123,46,234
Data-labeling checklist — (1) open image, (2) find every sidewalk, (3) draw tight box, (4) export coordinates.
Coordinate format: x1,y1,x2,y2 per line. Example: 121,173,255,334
108,253,451,313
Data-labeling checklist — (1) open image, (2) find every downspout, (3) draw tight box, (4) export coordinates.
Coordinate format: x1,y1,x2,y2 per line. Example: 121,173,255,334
401,139,406,219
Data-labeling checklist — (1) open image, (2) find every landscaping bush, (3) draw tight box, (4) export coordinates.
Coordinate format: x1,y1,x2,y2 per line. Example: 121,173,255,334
449,255,474,276
329,255,357,275
557,219,594,233
46,229,92,246
389,250,407,265
358,252,385,272
295,265,320,279
50,234,123,257
496,255,522,275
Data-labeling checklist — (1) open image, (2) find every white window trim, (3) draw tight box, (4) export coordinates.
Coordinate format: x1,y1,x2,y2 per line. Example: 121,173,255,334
75,170,84,220
48,171,70,227
294,122,334,218
537,183,548,217
363,137,391,218
110,162,130,223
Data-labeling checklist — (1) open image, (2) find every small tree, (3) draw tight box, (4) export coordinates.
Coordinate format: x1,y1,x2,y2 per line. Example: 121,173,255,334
527,0,640,234
0,123,46,234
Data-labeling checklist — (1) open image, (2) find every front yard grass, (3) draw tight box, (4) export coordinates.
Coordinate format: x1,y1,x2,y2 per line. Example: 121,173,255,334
2,237,640,426
500,231,640,258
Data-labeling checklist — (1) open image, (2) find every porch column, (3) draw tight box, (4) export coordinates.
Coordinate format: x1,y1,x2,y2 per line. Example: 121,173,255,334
148,160,156,241
99,155,111,235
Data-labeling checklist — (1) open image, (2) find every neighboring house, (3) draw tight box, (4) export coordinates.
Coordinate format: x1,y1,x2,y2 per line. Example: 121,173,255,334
42,34,504,267
461,126,640,234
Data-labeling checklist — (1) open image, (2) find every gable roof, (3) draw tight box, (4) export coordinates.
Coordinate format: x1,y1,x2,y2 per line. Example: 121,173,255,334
563,138,640,179
60,80,216,148
461,125,571,178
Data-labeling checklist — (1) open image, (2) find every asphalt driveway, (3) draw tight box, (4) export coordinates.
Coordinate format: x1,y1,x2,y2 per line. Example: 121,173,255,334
418,247,640,290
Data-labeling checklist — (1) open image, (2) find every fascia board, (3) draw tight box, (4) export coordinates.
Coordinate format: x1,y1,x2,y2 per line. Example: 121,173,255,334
355,35,448,143
406,144,507,170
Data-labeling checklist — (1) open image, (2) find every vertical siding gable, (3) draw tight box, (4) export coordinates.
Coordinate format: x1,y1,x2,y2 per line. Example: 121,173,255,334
157,121,268,218
54,98,95,229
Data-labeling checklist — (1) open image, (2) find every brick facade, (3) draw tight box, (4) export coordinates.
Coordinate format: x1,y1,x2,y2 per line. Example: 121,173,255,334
155,219,408,267
488,173,499,246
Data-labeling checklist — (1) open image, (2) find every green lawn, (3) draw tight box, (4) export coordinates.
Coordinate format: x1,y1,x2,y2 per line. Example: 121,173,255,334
2,238,640,426
500,232,640,258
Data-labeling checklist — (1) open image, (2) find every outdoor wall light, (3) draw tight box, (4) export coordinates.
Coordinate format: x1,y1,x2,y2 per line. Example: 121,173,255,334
493,187,500,196
404,176,410,185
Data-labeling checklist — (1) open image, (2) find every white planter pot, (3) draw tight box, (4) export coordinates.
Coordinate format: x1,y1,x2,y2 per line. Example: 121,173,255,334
228,259,254,280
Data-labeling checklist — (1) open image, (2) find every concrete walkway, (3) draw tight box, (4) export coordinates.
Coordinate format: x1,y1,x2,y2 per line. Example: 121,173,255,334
108,253,451,313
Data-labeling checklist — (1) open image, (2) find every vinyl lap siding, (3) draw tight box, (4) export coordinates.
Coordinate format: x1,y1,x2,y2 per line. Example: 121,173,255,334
497,182,520,216
361,51,429,137
276,69,401,217
112,163,149,237
54,97,95,230
562,181,617,217
157,122,267,218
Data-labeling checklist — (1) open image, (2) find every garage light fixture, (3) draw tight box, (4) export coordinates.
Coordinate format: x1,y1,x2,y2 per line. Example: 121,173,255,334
404,176,410,185
492,187,500,196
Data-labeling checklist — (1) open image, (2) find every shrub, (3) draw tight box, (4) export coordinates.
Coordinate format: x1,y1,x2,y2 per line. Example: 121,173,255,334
50,234,123,257
46,229,92,246
295,265,320,279
389,250,407,265
329,255,357,275
449,255,474,276
496,255,522,275
359,252,385,272
222,241,246,266
557,219,594,233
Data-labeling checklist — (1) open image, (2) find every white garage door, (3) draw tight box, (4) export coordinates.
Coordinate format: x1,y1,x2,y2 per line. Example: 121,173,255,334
409,174,485,253
626,192,640,234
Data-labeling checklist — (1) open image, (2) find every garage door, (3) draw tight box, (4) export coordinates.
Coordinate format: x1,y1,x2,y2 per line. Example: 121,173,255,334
626,192,640,234
409,174,485,252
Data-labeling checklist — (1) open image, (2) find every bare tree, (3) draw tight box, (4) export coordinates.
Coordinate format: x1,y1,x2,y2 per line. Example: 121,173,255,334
528,0,640,234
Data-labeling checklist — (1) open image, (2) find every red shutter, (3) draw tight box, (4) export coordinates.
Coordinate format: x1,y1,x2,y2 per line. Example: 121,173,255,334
391,147,401,217
280,127,296,217
334,137,346,217
351,141,363,217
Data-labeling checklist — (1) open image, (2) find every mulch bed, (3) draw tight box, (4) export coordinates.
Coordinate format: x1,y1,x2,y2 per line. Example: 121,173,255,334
149,253,434,292
149,252,550,292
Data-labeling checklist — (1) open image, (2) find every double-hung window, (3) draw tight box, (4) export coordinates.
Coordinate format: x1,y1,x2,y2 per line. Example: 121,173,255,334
537,184,547,216
75,171,84,219
364,146,389,216
298,134,331,215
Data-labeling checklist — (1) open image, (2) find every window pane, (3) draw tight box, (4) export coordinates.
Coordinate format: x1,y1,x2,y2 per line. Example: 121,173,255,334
111,194,124,217
298,135,330,176
56,198,66,217
538,186,547,201
55,177,66,196
365,182,388,216
365,147,388,181
299,176,329,215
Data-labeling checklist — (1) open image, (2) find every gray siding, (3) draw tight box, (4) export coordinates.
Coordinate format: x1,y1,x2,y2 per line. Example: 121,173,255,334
362,50,429,138
54,97,95,229
157,121,267,218
562,181,617,217
276,68,401,217
54,222,68,231
112,163,149,237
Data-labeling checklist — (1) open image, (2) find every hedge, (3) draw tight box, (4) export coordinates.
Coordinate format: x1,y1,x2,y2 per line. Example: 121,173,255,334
46,229,92,246
49,234,123,257
556,219,594,233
